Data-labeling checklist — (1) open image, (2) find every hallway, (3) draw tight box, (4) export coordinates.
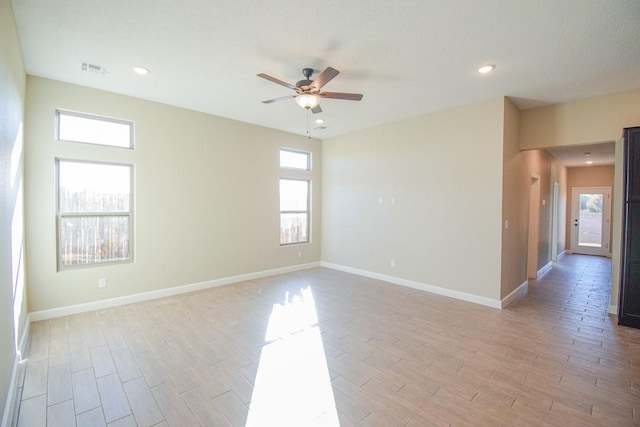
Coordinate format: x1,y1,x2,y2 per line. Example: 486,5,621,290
507,253,640,424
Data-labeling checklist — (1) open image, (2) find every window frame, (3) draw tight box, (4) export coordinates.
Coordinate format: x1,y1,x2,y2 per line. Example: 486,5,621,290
56,109,135,149
56,158,135,270
279,177,310,246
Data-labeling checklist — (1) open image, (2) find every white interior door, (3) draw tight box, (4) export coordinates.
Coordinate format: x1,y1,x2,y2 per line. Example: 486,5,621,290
570,187,611,256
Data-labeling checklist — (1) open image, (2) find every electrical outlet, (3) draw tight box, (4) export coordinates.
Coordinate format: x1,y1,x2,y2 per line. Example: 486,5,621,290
98,278,106,288
298,251,302,258
390,260,396,268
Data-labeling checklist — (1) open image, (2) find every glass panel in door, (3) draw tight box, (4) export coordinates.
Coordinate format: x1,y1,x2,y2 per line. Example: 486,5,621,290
570,187,611,256
577,193,603,248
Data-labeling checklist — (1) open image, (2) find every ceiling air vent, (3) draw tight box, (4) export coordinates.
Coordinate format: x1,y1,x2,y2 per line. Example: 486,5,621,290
81,61,109,75
314,126,327,130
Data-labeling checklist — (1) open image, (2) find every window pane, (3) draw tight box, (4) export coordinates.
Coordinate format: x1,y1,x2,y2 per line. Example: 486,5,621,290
59,215,130,266
280,149,310,170
280,213,308,244
59,161,131,212
57,111,133,148
280,179,308,211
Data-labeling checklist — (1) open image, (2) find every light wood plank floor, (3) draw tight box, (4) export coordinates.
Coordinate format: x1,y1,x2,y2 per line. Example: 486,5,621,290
12,254,640,426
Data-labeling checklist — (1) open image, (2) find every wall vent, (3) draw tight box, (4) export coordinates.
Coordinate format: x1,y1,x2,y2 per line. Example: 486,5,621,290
81,61,109,75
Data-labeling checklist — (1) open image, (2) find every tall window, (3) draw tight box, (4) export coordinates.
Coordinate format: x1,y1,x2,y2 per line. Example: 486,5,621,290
279,148,311,245
57,160,133,268
280,178,310,245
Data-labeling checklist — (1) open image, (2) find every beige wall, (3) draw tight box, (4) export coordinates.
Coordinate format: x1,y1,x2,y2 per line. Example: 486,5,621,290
565,165,615,252
24,77,321,313
524,150,567,271
520,89,640,149
0,0,27,422
501,98,527,298
501,99,568,299
554,161,568,260
322,98,505,301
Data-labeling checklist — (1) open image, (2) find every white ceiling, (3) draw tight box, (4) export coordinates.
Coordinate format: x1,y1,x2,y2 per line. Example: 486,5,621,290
11,0,640,145
545,141,615,168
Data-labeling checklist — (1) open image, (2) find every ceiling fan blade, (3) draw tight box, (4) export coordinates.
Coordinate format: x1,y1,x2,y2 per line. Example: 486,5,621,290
319,92,363,101
262,95,296,104
257,73,297,90
311,67,339,90
311,105,322,114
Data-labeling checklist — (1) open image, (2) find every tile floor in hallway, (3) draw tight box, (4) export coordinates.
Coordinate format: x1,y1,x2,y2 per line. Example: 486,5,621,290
11,254,640,426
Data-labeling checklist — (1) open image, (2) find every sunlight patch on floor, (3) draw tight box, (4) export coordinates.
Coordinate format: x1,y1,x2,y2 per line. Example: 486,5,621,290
246,286,339,427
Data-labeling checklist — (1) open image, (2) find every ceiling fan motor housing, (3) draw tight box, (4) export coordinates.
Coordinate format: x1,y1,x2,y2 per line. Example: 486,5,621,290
296,68,315,90
296,79,313,89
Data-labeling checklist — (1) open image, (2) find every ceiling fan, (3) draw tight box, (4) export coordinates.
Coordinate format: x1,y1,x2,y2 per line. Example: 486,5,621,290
257,67,363,114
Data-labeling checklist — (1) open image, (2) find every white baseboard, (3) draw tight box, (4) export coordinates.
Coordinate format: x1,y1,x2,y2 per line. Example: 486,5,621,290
501,280,528,308
321,262,501,309
2,314,31,427
608,305,618,315
29,262,321,322
557,250,567,261
537,262,552,277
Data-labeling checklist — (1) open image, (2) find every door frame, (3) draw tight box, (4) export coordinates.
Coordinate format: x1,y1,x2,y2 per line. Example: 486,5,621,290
527,174,541,278
551,182,560,262
569,186,611,256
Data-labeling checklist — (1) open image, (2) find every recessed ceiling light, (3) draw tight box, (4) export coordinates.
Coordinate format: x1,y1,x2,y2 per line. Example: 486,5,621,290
315,119,324,124
478,64,495,74
133,67,150,75
586,160,594,165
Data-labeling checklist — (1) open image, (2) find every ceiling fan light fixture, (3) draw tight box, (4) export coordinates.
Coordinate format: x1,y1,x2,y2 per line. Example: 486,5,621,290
295,93,320,109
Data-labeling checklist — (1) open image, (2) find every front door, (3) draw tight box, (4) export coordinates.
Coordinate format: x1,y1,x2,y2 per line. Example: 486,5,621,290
570,187,611,256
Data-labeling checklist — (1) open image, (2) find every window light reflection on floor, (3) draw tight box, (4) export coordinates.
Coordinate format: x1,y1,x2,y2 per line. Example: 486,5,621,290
246,286,339,427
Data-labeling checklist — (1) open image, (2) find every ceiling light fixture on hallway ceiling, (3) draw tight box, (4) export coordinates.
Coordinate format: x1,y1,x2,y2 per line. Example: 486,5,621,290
584,152,593,164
